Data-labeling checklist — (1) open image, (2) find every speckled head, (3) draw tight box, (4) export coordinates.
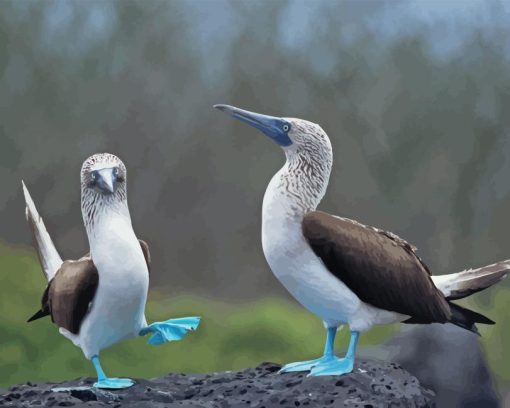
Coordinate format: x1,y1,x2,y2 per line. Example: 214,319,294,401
213,104,332,160
81,153,127,196
214,104,333,213
81,153,128,228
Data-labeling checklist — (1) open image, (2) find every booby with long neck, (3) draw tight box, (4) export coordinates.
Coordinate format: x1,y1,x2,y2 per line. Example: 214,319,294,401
24,153,200,389
215,104,509,376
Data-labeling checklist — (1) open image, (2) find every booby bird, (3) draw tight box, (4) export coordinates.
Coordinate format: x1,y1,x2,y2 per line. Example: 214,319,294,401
214,104,509,376
24,153,200,389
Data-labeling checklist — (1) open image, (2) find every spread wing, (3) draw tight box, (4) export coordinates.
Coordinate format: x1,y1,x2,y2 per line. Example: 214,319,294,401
302,211,451,323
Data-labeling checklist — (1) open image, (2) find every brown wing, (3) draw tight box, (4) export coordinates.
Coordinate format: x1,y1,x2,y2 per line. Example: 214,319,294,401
302,211,451,323
139,239,151,274
28,240,149,331
28,256,99,335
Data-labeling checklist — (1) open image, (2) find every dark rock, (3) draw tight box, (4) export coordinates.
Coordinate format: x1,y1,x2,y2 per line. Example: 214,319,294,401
0,360,435,407
362,324,499,407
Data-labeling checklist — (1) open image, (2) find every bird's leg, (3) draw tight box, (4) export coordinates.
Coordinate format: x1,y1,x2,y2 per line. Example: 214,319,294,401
308,330,359,376
139,316,200,346
279,326,340,373
91,355,135,389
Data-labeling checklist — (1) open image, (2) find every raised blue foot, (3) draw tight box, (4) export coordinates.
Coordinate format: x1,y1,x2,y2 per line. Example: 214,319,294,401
308,356,354,376
139,316,201,345
94,377,135,389
279,355,337,373
91,355,135,389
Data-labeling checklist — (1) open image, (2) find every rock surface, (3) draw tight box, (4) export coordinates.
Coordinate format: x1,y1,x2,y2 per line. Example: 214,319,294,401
362,324,500,407
0,360,435,407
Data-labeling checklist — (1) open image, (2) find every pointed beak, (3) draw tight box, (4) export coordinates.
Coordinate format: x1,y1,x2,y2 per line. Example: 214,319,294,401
214,104,293,147
214,104,278,131
97,168,116,194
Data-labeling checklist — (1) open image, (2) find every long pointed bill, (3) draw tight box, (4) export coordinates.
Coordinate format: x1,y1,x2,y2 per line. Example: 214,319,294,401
214,104,293,147
97,168,116,193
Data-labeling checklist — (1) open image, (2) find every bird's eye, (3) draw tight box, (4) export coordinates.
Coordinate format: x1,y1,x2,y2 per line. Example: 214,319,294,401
91,171,97,180
113,167,124,182
283,124,290,132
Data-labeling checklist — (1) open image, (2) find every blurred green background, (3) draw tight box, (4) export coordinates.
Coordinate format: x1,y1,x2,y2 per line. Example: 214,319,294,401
1,0,510,405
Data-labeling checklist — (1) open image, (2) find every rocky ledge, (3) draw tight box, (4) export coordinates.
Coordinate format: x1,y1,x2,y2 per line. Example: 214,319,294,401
0,360,435,407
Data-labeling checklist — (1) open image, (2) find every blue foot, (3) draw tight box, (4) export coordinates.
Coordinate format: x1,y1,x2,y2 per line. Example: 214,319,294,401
279,355,337,373
139,316,200,345
90,355,134,390
280,327,360,377
308,356,354,376
93,377,135,389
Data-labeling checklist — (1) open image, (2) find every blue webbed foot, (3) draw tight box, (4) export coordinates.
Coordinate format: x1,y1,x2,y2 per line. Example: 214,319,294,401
307,356,354,377
90,355,134,390
279,355,338,373
94,377,135,389
281,328,359,377
139,316,200,345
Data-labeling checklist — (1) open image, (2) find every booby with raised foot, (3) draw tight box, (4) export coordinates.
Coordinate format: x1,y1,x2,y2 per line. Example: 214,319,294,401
214,104,508,377
24,153,200,389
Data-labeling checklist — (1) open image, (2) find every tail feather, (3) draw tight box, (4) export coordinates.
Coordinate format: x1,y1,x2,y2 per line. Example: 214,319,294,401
449,302,494,335
27,308,50,322
432,261,509,300
22,181,63,281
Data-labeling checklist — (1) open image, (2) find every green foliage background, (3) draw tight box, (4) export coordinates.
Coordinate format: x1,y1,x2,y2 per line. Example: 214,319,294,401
1,243,509,394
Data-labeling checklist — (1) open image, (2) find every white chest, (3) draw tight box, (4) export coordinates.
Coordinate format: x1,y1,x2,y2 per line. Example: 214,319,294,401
91,216,148,287
261,177,361,324
77,215,149,355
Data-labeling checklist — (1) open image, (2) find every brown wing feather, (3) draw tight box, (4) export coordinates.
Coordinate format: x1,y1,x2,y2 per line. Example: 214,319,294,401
29,240,148,332
139,239,151,273
28,256,99,334
302,211,451,323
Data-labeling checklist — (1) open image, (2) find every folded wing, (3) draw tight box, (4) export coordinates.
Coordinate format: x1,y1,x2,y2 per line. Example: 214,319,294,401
302,211,451,323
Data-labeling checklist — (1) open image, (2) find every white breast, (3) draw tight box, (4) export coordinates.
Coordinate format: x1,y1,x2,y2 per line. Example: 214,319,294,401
63,214,149,359
261,172,361,327
261,172,407,331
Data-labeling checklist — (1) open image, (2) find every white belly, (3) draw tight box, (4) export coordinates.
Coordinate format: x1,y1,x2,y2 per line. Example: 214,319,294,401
262,215,359,324
62,216,149,358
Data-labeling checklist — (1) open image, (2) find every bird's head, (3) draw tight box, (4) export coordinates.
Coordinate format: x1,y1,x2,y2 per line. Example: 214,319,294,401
80,153,129,231
81,153,127,197
213,104,332,162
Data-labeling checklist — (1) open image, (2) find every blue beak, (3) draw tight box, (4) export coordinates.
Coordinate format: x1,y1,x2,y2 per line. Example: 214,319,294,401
214,104,293,147
95,168,117,194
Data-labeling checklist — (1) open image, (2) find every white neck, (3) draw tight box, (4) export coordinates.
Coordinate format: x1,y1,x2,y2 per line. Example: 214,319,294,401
82,198,132,244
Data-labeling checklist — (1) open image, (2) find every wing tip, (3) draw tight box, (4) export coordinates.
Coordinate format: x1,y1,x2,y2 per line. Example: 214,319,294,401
27,308,49,323
22,180,42,227
21,179,29,201
22,180,35,215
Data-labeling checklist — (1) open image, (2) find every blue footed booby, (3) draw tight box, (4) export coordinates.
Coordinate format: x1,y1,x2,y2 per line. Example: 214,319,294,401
214,104,509,377
24,153,200,389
